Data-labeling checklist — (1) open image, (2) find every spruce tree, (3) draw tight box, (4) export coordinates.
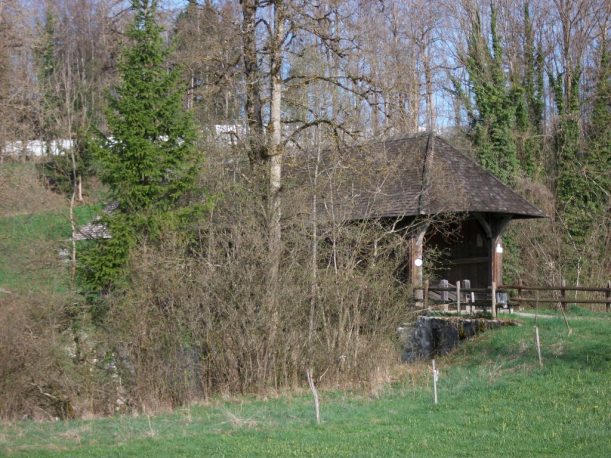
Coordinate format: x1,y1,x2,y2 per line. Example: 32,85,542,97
81,0,202,294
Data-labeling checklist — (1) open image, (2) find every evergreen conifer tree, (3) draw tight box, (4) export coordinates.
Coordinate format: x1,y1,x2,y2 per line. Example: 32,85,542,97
81,0,203,295
464,6,518,184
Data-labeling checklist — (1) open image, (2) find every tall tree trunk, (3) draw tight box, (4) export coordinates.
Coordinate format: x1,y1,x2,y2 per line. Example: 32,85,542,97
308,129,321,346
424,47,435,131
241,0,265,164
264,0,285,382
69,150,77,282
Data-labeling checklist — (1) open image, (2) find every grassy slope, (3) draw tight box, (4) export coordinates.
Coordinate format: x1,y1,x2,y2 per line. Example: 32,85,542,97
0,163,66,218
0,205,98,292
1,312,609,457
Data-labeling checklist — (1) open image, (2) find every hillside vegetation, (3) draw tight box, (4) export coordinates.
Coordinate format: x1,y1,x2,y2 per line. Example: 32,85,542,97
1,311,609,456
0,0,608,431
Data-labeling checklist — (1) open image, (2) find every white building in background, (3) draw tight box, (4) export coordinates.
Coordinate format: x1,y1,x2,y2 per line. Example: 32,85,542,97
214,124,248,145
1,139,74,159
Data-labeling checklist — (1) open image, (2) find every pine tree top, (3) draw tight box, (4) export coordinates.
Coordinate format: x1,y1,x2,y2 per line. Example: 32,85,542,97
96,0,201,215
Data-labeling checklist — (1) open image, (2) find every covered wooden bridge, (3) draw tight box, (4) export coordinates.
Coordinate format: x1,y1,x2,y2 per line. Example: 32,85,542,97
299,133,545,300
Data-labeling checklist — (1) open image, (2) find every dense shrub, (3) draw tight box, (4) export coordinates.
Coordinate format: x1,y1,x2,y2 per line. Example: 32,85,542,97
103,176,413,409
0,292,104,420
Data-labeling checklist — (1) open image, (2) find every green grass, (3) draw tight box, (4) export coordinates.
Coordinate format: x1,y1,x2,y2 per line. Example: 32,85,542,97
1,312,609,457
0,205,98,292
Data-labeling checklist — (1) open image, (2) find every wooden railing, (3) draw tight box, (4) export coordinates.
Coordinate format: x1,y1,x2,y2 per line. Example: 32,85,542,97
415,280,505,316
500,281,611,312
414,279,611,314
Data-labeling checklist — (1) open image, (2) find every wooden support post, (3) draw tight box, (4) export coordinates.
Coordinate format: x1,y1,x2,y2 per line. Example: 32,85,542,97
517,279,523,312
409,223,428,307
483,214,510,299
606,281,610,313
439,280,450,312
440,279,449,303
491,281,497,318
423,279,429,309
491,237,503,288
456,281,461,315
463,279,471,313
414,286,423,303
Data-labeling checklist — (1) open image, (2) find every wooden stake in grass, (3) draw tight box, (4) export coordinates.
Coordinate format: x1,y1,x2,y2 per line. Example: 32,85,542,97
432,359,439,405
558,304,573,336
534,326,543,368
306,368,320,425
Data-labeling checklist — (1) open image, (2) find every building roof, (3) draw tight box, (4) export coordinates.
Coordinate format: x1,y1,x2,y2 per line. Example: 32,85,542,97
72,203,117,241
288,133,545,221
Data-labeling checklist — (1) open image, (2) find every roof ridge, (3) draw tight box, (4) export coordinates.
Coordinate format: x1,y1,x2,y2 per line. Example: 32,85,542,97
305,131,428,157
344,132,431,150
418,133,435,215
382,131,431,144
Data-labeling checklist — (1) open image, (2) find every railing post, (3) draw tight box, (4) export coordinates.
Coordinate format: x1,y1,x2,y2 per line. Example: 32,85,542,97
491,281,497,318
606,280,610,313
439,280,450,312
463,280,471,313
440,279,448,303
456,281,461,315
414,285,423,306
423,279,429,309
517,279,523,311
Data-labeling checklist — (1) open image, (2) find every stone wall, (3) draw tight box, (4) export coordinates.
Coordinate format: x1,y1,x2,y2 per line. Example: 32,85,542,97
398,316,518,362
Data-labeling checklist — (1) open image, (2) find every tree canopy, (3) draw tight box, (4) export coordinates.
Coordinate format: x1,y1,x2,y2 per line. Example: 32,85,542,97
80,0,203,294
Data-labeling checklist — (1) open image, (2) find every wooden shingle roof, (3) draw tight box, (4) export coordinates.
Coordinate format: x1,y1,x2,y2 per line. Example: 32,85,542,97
291,133,545,221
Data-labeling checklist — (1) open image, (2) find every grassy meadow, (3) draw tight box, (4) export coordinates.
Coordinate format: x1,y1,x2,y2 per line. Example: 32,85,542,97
0,206,98,291
1,310,609,457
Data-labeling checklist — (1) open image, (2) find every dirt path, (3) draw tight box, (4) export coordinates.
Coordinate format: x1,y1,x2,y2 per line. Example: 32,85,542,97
509,311,610,321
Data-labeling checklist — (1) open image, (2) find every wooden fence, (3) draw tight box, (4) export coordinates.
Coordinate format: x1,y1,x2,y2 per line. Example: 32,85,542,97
500,280,611,311
414,279,611,316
